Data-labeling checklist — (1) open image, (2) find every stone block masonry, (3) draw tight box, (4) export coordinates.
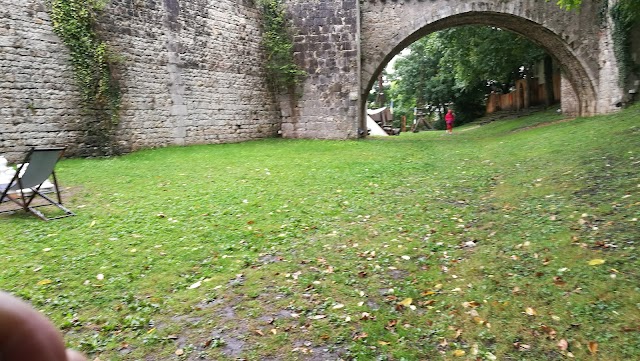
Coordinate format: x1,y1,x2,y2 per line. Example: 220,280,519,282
0,1,87,162
1,0,281,161
100,0,281,155
280,0,360,139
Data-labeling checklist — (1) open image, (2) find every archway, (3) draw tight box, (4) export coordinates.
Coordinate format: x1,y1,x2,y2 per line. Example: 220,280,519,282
360,11,599,133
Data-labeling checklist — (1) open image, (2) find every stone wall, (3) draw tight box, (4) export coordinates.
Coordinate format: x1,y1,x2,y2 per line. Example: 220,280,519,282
101,0,280,154
0,0,280,162
0,1,87,162
281,0,360,139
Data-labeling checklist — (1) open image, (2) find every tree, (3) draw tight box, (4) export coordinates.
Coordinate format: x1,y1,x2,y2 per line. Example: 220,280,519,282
438,26,544,92
390,26,545,127
391,33,459,128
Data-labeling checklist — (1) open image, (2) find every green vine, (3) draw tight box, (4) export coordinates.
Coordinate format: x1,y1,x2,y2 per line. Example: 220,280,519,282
48,0,121,155
258,0,305,93
609,0,639,88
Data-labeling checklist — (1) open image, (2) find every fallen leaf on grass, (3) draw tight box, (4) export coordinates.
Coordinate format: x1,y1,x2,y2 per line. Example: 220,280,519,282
540,325,557,339
175,348,184,356
462,301,481,308
452,349,466,357
557,339,569,351
513,342,531,351
385,319,397,330
37,279,52,285
353,332,368,341
398,298,413,307
588,259,605,266
420,299,435,306
553,276,566,286
360,312,375,321
525,307,537,316
473,316,486,325
588,341,598,354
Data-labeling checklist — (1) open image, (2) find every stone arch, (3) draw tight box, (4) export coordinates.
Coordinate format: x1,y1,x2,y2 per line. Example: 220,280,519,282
360,7,602,131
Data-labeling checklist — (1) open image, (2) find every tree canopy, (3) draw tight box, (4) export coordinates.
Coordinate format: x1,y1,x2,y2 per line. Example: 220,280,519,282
387,26,545,127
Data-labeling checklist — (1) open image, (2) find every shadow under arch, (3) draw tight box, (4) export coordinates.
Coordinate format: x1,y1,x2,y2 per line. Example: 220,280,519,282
360,11,598,132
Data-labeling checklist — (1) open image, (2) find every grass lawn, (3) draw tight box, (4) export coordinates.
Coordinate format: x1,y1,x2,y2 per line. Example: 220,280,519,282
1,105,639,360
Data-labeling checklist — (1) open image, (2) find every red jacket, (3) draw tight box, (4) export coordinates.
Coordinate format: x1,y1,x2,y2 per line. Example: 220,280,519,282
445,111,455,122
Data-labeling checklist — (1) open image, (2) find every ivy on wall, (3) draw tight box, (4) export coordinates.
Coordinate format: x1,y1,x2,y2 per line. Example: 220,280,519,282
560,0,638,89
609,0,639,87
258,0,305,93
48,0,121,155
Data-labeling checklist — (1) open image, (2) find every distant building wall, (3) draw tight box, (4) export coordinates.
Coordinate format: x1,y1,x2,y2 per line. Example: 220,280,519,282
485,67,562,114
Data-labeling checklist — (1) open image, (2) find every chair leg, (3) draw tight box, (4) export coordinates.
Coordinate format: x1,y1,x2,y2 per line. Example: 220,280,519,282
28,191,75,221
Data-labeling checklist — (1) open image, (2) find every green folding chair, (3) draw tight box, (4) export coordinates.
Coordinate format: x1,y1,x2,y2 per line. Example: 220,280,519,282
0,147,75,220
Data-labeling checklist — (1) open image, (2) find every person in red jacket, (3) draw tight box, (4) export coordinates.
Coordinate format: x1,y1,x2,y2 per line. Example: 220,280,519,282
0,291,87,361
445,108,455,135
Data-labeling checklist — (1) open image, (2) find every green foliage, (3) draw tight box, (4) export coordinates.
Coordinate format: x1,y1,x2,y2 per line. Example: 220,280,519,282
440,27,545,90
609,0,639,87
392,33,454,116
550,0,582,10
258,0,305,93
545,0,639,91
390,26,545,125
49,0,121,155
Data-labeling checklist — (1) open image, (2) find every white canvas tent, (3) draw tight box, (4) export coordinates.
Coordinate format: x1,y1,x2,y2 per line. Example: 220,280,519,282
366,108,390,136
366,115,388,136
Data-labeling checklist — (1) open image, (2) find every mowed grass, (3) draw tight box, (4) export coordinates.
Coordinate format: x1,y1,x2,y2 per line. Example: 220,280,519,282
1,105,638,360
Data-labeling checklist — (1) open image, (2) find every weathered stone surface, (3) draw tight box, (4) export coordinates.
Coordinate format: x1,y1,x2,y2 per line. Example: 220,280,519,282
0,0,86,162
1,0,280,161
280,0,360,139
101,0,280,154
